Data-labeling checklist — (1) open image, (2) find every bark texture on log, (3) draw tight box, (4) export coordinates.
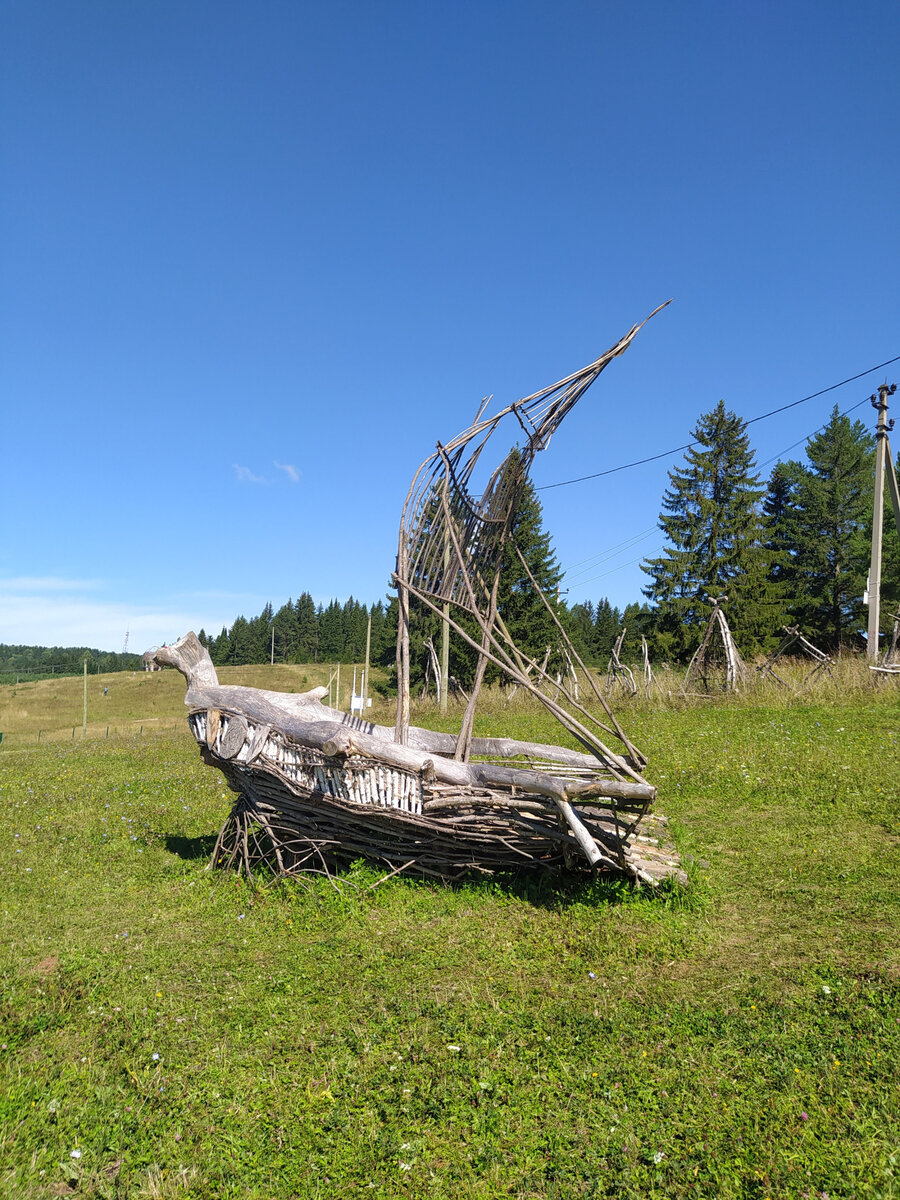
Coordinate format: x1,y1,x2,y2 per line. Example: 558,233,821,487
187,683,655,807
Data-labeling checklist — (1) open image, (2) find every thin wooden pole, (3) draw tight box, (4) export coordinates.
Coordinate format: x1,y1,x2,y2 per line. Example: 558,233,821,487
455,566,501,762
440,498,450,715
395,548,411,745
82,658,88,738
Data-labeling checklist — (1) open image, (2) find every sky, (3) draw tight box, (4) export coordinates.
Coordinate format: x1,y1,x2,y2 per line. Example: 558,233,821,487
2,1,898,651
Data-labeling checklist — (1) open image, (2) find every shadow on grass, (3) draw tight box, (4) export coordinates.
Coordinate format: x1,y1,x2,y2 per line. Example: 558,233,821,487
262,853,699,913
453,866,697,911
164,833,218,862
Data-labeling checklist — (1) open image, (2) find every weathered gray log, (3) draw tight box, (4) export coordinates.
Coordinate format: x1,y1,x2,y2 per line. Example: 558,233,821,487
152,634,220,688
153,632,329,706
218,713,248,760
187,683,655,808
162,633,629,772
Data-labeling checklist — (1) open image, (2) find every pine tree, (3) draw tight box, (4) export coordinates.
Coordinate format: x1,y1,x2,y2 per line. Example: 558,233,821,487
778,408,874,649
641,401,768,658
496,471,565,675
294,593,318,662
592,598,622,662
881,448,900,634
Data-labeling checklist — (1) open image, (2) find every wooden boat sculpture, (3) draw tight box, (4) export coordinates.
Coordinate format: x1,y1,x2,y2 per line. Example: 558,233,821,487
154,304,685,886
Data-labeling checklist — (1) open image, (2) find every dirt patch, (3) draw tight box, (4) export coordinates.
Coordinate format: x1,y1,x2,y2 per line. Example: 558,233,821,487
32,955,58,978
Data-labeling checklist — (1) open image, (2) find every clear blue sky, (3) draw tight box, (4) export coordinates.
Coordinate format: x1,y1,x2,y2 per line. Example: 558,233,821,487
2,1,898,651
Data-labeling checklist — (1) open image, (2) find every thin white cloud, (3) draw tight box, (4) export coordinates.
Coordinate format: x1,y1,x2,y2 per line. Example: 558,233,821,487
233,464,268,484
274,461,300,483
0,587,232,653
0,576,102,593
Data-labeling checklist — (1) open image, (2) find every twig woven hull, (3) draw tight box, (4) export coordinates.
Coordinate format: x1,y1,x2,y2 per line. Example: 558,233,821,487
191,708,685,886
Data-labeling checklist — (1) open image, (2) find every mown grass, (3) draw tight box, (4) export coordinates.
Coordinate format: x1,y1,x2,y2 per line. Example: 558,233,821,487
1,686,899,1197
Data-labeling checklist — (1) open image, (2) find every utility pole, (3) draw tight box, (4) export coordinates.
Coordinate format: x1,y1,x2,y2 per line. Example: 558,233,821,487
867,383,898,660
82,657,88,738
270,622,275,665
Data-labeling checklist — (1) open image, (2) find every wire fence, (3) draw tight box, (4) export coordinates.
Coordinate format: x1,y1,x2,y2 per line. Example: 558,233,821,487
0,719,192,748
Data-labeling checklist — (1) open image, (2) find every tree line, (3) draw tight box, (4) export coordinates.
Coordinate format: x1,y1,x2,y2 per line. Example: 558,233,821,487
198,596,395,670
197,398,898,682
0,645,142,683
11,398,891,689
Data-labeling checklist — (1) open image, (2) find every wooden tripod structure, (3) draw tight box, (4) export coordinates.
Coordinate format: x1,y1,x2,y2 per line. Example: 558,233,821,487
606,629,637,696
871,610,900,679
756,625,834,689
683,595,746,694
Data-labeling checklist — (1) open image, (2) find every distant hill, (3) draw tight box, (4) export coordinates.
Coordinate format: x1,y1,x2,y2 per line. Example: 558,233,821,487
0,644,142,683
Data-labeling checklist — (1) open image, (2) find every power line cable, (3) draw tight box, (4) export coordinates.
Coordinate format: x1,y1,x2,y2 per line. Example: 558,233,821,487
538,354,900,491
757,396,871,469
562,526,658,582
561,393,879,591
572,547,664,590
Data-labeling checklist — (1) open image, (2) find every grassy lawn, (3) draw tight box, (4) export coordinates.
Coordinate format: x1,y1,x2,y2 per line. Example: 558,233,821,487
1,684,898,1197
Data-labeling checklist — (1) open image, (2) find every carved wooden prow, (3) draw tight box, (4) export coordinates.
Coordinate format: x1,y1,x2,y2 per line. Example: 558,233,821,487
151,632,221,689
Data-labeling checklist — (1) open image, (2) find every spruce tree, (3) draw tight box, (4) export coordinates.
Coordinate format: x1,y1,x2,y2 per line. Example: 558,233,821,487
762,460,805,621
273,600,299,662
641,400,768,658
318,601,343,661
881,448,900,634
496,471,565,675
567,601,596,663
294,593,318,662
592,598,622,662
777,407,874,649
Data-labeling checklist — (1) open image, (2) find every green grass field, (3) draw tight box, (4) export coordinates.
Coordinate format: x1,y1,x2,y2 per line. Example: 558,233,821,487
1,671,898,1197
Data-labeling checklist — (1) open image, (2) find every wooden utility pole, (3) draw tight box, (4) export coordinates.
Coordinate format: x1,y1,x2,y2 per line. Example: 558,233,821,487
82,657,88,738
867,383,898,660
270,622,275,665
